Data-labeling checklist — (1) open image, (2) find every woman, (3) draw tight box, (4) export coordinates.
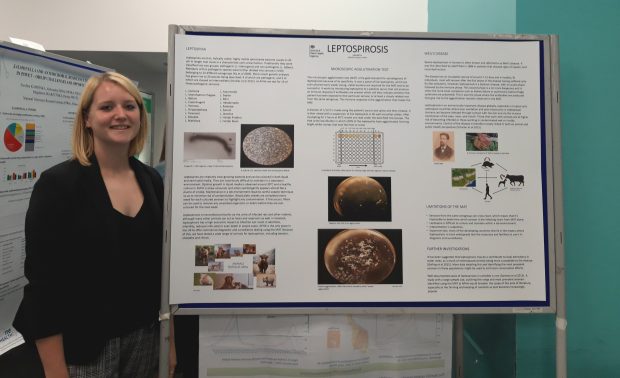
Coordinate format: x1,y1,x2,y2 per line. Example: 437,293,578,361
14,72,171,377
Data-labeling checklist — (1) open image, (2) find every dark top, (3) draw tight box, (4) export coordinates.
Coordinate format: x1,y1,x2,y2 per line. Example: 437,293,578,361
434,145,454,160
13,156,163,364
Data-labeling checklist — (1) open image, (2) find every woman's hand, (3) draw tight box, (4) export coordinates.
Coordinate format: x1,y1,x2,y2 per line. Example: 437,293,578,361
35,334,69,378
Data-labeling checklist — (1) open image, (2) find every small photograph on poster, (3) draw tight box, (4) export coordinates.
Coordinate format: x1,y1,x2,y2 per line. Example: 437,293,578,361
231,246,243,257
194,245,213,266
326,328,341,348
243,244,256,254
194,273,215,286
183,132,236,160
433,131,455,162
256,273,277,288
214,244,231,259
328,176,392,222
214,273,254,290
466,132,498,151
240,124,294,168
317,229,402,285
451,168,476,187
253,249,276,276
208,262,224,272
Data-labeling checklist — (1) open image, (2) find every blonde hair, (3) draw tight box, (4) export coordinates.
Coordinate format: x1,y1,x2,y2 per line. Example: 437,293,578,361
72,72,148,166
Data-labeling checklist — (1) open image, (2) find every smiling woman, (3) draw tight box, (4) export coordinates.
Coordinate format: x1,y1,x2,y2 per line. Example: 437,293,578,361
13,72,174,378
86,81,141,150
72,72,149,167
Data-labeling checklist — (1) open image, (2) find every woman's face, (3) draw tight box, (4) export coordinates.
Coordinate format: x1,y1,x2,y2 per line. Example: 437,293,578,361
86,81,140,150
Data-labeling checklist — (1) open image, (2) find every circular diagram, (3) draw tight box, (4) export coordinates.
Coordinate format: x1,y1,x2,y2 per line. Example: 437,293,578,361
324,229,396,284
242,127,292,166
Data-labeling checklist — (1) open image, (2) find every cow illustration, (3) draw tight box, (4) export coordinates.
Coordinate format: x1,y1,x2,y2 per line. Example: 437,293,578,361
505,174,524,186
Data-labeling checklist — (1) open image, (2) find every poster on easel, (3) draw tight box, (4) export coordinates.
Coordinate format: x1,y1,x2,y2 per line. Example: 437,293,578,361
166,27,560,313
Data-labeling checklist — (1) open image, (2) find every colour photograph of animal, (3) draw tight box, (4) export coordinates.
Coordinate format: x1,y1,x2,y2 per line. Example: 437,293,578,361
263,275,275,287
215,244,231,259
195,246,210,266
256,274,276,288
253,249,276,275
219,275,236,289
199,273,213,286
258,254,269,274
233,281,250,289
243,244,256,254
200,248,208,265
216,274,252,289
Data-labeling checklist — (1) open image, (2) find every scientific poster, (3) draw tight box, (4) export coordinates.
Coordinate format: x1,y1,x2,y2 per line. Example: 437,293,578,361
169,31,552,308
0,43,102,353
199,314,452,377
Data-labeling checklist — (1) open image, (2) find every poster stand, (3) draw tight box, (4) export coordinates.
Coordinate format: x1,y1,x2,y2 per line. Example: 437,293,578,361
550,35,567,378
161,26,564,377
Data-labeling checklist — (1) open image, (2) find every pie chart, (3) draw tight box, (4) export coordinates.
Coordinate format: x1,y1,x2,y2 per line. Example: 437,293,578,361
4,123,23,152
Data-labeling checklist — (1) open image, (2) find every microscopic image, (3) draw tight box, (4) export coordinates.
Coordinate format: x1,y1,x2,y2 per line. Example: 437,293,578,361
240,124,294,168
317,229,403,285
328,176,392,222
184,132,236,160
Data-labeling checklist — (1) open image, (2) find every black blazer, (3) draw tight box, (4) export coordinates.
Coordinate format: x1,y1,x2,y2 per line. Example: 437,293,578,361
13,156,163,364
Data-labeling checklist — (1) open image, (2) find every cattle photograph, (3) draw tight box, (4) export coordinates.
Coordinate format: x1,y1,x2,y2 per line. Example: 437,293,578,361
253,249,276,276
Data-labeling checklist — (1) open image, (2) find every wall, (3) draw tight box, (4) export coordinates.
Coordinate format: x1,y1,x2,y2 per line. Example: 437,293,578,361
429,0,515,33
517,0,620,376
7,0,607,375
0,0,427,52
0,0,428,166
431,0,620,376
429,1,552,377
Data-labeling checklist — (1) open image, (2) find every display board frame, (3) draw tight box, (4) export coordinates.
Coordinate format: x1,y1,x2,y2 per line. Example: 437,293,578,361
163,25,564,316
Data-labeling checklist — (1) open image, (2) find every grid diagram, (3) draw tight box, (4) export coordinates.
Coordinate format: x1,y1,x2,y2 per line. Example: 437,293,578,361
334,129,384,165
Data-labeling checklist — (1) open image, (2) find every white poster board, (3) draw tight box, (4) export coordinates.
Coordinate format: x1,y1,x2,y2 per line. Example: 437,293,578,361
199,313,452,377
166,26,560,313
138,90,154,165
0,42,106,354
